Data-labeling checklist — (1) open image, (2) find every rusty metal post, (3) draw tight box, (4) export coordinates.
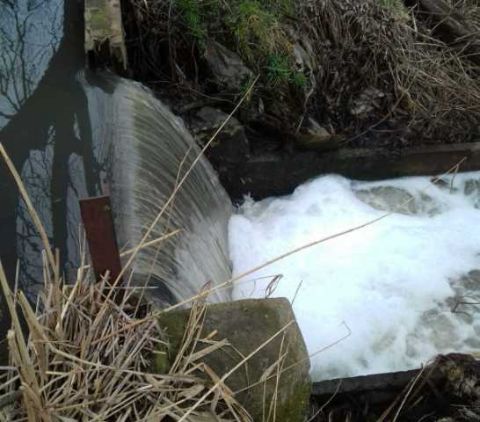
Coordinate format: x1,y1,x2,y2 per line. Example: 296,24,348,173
79,196,123,286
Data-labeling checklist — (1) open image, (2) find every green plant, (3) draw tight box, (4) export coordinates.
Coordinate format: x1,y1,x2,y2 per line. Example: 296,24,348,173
266,53,306,88
174,0,302,90
291,71,307,89
227,0,283,61
176,0,207,41
378,0,409,18
266,54,291,83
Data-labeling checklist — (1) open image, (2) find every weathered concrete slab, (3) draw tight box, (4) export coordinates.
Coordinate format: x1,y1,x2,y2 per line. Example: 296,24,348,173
312,369,420,398
311,354,480,420
158,298,311,421
221,142,480,200
85,0,127,69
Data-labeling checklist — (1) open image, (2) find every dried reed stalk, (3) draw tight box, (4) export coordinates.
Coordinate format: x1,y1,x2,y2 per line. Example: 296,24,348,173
0,145,255,421
0,250,258,421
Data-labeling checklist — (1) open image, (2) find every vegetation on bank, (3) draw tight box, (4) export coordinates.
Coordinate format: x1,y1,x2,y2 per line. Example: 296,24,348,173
126,0,307,111
161,0,300,84
124,0,480,149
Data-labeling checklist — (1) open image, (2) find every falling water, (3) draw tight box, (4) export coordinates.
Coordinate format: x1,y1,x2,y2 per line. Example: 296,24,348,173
82,73,233,305
0,0,233,365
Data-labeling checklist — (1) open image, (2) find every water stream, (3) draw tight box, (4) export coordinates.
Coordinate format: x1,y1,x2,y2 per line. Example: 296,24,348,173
83,74,232,304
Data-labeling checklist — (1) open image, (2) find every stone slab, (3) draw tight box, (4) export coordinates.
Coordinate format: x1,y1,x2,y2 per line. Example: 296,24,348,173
157,298,311,421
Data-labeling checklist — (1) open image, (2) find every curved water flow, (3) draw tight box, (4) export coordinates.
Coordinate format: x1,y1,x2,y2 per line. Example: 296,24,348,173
0,0,233,306
82,74,233,304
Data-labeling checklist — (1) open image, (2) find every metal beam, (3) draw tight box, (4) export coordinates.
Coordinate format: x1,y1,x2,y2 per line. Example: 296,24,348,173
80,195,123,285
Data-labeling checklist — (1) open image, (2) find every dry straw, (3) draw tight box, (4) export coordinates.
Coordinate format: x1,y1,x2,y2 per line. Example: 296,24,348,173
0,257,254,421
0,142,255,420
0,78,288,421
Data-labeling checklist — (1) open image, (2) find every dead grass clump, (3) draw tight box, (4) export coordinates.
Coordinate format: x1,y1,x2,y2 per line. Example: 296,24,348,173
447,0,480,29
297,0,480,145
0,260,251,421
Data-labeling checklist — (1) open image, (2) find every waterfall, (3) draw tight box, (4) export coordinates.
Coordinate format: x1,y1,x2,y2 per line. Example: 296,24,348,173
82,73,233,305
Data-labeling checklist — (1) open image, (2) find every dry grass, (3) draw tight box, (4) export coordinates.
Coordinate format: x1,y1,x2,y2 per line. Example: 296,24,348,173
297,0,480,144
0,258,257,421
0,139,259,420
124,0,480,145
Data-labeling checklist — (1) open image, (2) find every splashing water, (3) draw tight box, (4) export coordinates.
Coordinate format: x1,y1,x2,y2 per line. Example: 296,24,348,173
229,173,480,380
82,74,233,305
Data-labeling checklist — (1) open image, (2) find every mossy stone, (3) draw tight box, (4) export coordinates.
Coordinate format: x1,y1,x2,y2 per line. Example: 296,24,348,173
157,298,311,421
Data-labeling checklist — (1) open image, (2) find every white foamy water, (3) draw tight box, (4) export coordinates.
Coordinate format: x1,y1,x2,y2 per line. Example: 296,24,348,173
229,173,480,381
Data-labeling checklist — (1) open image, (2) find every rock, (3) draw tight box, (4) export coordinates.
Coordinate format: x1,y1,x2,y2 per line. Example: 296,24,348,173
349,87,385,117
189,107,250,165
354,186,445,216
292,42,315,76
286,27,316,79
464,179,480,208
204,41,253,91
157,298,311,421
296,117,342,151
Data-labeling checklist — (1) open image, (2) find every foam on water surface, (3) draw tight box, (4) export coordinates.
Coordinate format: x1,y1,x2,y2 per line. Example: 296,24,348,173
229,173,480,381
